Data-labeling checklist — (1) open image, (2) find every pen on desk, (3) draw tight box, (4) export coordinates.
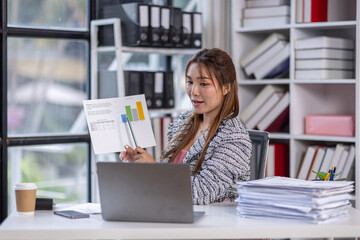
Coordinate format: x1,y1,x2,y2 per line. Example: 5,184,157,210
324,170,331,181
329,168,334,181
126,115,138,147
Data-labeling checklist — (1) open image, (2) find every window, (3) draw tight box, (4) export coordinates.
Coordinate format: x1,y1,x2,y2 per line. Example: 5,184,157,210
8,0,88,30
8,37,88,136
1,0,91,221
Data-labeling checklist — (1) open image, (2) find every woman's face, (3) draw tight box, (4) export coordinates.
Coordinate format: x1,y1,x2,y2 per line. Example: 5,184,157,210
186,63,227,120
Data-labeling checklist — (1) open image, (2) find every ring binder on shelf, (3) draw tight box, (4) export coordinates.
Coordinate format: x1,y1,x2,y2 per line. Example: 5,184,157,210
154,71,164,108
191,12,202,48
124,70,143,96
150,5,162,47
143,71,155,109
160,6,172,47
164,71,175,108
170,7,183,47
182,12,192,48
99,2,151,47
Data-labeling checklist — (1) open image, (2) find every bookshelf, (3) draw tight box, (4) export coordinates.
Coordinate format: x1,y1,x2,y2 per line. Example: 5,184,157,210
231,0,359,207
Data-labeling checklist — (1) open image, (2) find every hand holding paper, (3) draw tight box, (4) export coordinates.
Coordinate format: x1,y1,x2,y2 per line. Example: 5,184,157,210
83,94,156,154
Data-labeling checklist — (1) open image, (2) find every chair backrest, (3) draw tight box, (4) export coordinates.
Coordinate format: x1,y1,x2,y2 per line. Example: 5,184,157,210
247,129,269,180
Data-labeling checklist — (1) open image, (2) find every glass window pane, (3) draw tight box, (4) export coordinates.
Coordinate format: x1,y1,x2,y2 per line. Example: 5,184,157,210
7,143,88,214
8,37,89,136
8,0,88,30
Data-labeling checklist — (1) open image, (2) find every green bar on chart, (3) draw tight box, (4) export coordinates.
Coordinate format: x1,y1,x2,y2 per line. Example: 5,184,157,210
125,106,133,121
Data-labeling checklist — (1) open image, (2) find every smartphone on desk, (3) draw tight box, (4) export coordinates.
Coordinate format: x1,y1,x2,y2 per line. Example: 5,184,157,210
54,210,90,219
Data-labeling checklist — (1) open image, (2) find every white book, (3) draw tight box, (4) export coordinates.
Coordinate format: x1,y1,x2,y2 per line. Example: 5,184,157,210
257,91,289,131
308,146,326,180
240,84,283,124
266,144,275,177
328,144,346,170
254,43,290,80
245,92,284,129
295,36,354,50
319,147,335,173
303,0,311,23
295,0,303,23
240,33,286,67
245,40,287,76
336,148,350,176
295,69,354,79
243,16,290,28
340,145,355,179
295,59,354,70
297,145,318,180
246,0,290,8
244,6,290,18
295,49,354,60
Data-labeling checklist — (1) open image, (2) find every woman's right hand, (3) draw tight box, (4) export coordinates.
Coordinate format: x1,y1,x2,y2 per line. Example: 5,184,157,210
119,145,137,162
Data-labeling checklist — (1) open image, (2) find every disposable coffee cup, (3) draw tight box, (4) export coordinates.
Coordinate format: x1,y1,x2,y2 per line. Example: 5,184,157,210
14,183,37,215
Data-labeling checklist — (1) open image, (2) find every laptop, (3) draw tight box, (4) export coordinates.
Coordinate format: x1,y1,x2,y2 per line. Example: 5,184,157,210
97,162,205,223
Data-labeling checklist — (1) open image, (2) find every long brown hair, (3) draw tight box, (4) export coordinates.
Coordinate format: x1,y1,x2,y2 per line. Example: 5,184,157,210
160,48,239,174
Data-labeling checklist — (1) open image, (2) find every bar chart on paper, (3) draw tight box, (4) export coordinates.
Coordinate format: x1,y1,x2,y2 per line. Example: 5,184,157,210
83,94,156,154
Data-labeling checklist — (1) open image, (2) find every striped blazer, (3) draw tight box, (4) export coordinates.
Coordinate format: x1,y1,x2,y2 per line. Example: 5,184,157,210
162,111,252,205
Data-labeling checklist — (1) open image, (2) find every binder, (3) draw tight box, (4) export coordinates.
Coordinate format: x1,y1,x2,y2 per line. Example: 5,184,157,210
99,3,151,47
164,71,175,108
191,12,202,48
150,5,162,47
170,7,183,47
154,71,164,108
142,71,155,109
160,6,172,47
182,12,192,47
124,71,143,96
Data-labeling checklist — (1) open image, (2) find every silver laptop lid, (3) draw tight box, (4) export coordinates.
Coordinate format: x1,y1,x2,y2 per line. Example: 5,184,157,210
97,162,195,223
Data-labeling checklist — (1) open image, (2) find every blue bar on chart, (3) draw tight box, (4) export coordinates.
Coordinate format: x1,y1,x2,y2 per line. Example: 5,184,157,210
121,114,128,123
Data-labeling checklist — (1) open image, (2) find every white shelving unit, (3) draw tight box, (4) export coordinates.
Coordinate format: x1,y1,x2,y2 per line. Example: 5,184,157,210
90,18,198,100
231,0,359,208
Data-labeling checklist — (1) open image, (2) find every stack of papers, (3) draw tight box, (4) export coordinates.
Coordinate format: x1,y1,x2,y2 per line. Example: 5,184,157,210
236,177,354,224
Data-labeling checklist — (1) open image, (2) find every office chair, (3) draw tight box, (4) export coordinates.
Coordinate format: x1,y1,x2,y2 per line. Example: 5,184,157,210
247,129,269,180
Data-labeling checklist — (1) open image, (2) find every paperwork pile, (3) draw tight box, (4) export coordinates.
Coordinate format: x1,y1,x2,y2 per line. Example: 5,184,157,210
236,177,354,224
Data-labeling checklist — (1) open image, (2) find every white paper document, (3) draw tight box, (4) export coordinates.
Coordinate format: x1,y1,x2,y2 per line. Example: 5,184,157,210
59,203,101,214
236,177,354,224
83,94,156,154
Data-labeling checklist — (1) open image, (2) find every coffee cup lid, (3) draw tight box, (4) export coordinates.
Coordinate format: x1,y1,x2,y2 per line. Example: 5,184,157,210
14,183,37,190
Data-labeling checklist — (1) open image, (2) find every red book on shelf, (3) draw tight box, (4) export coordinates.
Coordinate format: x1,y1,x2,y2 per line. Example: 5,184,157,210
265,106,289,132
266,143,289,177
311,0,328,22
274,143,289,177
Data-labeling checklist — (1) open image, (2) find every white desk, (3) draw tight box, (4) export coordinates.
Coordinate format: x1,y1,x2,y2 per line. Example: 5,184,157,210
1,205,360,239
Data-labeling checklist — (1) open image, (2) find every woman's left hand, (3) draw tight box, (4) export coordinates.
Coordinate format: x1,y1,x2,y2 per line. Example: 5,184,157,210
133,146,156,163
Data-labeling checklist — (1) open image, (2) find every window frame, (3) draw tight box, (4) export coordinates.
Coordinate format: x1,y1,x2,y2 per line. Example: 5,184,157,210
0,0,94,222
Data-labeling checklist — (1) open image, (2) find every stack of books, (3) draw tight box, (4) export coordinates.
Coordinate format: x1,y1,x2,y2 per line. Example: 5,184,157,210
240,33,290,80
240,84,289,132
295,36,354,79
297,144,355,181
242,0,290,28
236,177,354,224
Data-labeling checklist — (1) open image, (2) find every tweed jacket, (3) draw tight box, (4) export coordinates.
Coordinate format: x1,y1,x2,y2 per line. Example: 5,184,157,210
162,111,252,205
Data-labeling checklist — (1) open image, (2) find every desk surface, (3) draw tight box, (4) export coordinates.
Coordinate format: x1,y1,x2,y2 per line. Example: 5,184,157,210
1,205,360,239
